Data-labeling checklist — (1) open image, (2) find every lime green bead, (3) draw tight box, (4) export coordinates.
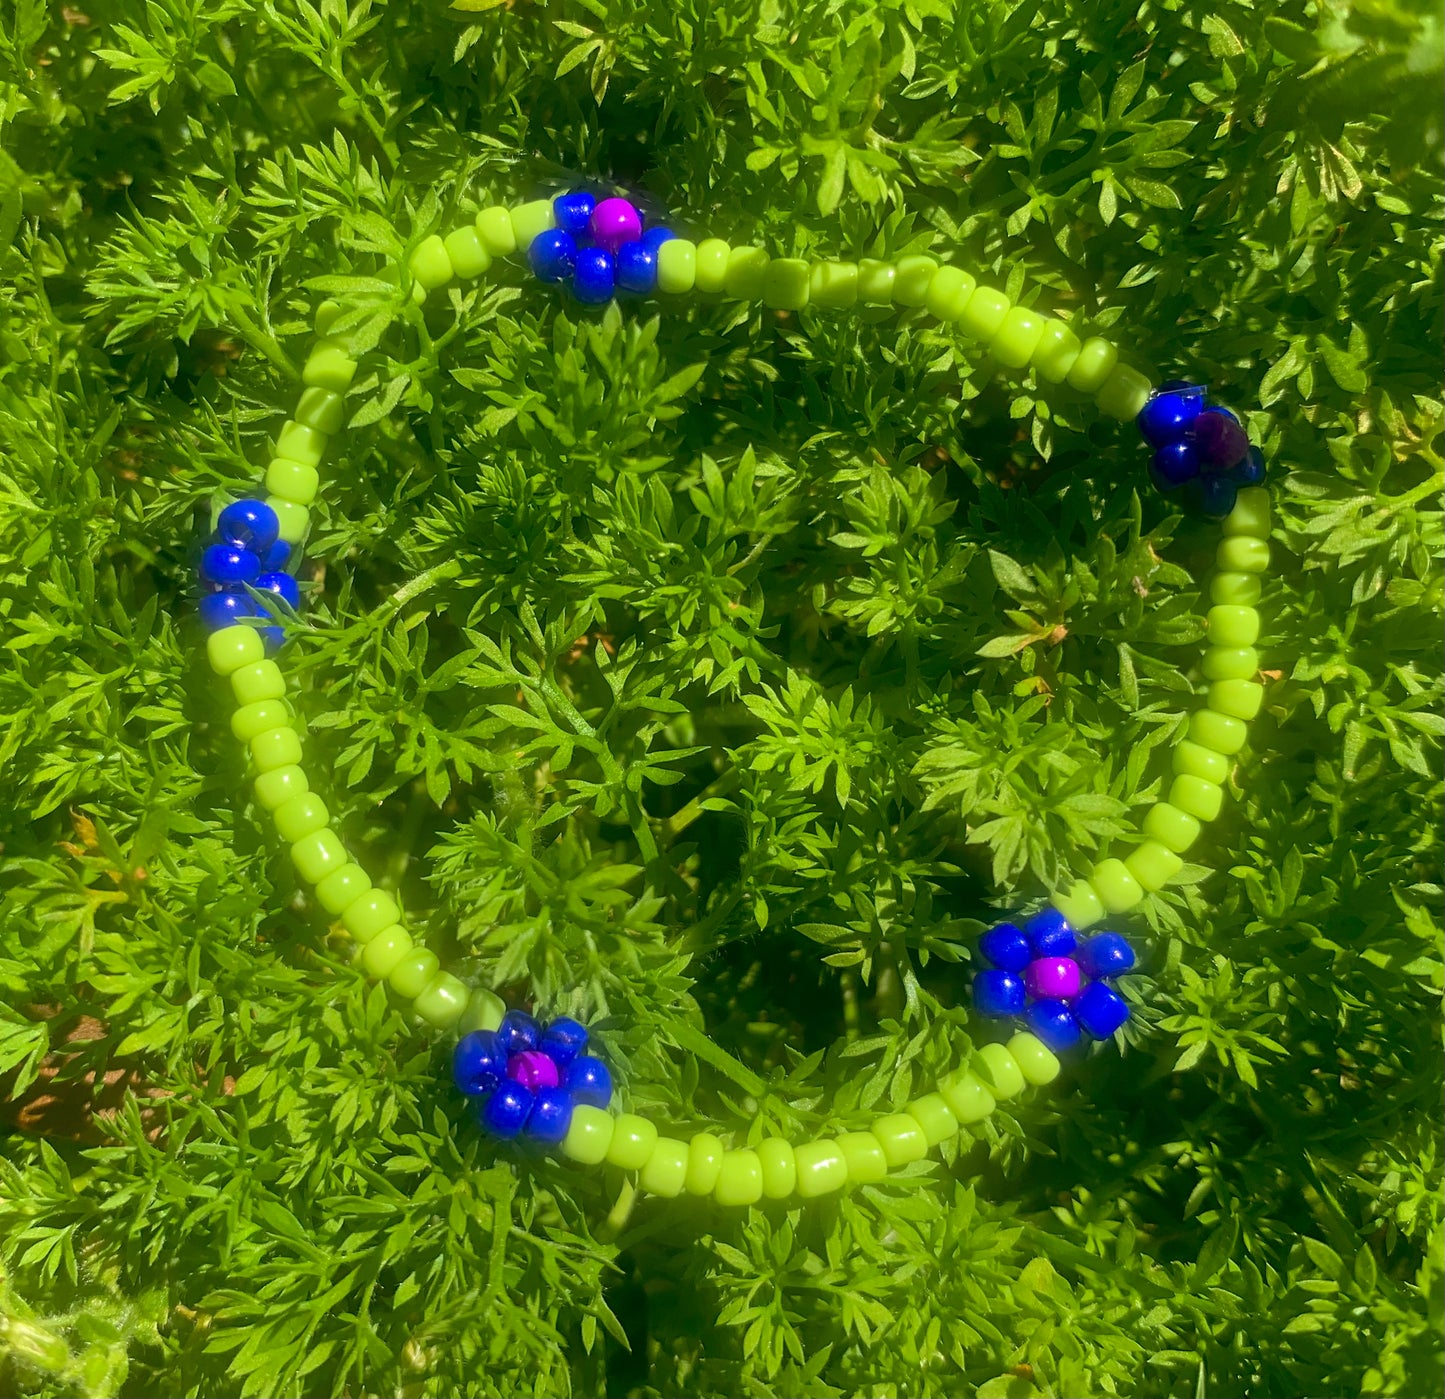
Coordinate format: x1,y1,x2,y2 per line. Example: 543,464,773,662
713,1148,763,1206
656,238,697,294
836,1131,887,1184
1143,801,1201,854
1091,857,1144,913
640,1138,690,1197
607,1114,658,1171
389,948,440,998
991,306,1046,368
250,726,302,773
508,199,555,251
1124,839,1184,892
267,497,308,545
938,1070,994,1124
1189,707,1248,756
232,659,285,706
295,385,344,436
792,1139,848,1198
1207,604,1261,648
762,257,810,310
1096,362,1154,421
274,792,329,844
809,260,859,309
444,226,492,280
561,1105,615,1164
1218,536,1271,575
458,987,506,1034
408,234,453,291
475,206,516,257
315,863,373,917
412,971,467,1028
870,1112,928,1167
1052,879,1105,932
924,264,976,322
1066,336,1118,393
1223,486,1271,539
207,625,264,677
757,1137,797,1199
1032,319,1082,383
1172,738,1232,784
1170,773,1224,823
343,889,401,941
1203,646,1260,682
723,245,769,299
1006,1032,1061,1087
891,255,937,308
291,827,347,884
694,238,730,293
684,1132,725,1195
302,339,358,394
275,420,325,468
1211,572,1263,607
361,925,413,979
1209,678,1264,721
906,1092,959,1146
857,258,896,305
265,459,319,507
958,286,1010,339
253,765,307,812
314,299,343,336
231,699,289,743
975,1043,1025,1101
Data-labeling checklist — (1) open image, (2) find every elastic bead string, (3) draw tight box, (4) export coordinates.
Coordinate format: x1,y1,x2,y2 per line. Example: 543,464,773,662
197,192,1272,1205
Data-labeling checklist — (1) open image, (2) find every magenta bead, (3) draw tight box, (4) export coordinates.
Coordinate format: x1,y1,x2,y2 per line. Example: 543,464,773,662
1023,956,1082,1000
507,1050,560,1091
1194,409,1250,470
589,197,642,253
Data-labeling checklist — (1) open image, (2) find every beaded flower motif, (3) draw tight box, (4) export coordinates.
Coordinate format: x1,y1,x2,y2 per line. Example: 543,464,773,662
197,497,299,648
972,908,1136,1052
1138,381,1266,519
453,1009,612,1144
527,191,673,305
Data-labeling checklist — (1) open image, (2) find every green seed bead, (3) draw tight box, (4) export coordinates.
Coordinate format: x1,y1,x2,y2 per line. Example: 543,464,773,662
315,863,373,917
761,257,810,310
891,254,938,308
231,699,289,743
857,258,896,305
443,226,492,280
1211,572,1263,607
232,660,286,706
958,286,1010,339
1124,839,1184,892
508,199,555,252
1032,319,1082,383
1209,678,1264,721
295,385,344,436
792,1139,848,1199
561,1105,614,1164
207,625,264,677
475,206,516,257
302,339,358,394
1203,646,1260,682
684,1132,725,1195
1223,486,1271,539
694,238,730,293
1170,773,1225,823
412,970,467,1028
975,1043,1025,1101
938,1070,994,1124
991,306,1046,369
389,948,440,998
870,1112,928,1167
810,260,859,309
723,245,769,299
1096,362,1154,421
408,234,453,291
343,890,401,941
265,459,319,507
361,925,413,979
458,987,506,1034
1091,857,1145,913
314,299,343,336
1066,336,1119,393
1052,879,1105,931
640,1138,690,1198
291,827,348,884
1189,707,1248,756
923,264,976,321
1142,801,1201,854
713,1148,764,1207
253,765,308,812
757,1137,798,1199
836,1131,887,1184
1172,739,1232,784
607,1113,658,1172
906,1092,958,1146
274,792,329,844
1207,604,1261,648
267,498,308,546
1218,536,1271,575
656,238,697,294
275,420,325,468
250,726,302,772
1006,1032,1061,1087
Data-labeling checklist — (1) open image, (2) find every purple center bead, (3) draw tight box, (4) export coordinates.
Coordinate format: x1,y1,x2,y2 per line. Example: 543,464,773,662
589,197,642,252
507,1050,560,1091
1023,956,1082,1001
1194,409,1250,470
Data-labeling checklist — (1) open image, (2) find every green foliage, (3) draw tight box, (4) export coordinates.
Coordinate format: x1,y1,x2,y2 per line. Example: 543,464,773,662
1,1,1441,1396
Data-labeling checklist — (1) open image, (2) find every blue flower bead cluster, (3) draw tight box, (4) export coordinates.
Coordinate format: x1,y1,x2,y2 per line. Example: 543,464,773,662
527,191,674,305
973,908,1136,1052
1138,381,1266,518
197,498,299,648
453,1009,612,1145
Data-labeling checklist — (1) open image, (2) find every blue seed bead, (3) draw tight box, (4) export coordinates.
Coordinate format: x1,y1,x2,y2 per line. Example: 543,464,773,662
495,1009,540,1057
1024,998,1083,1051
255,571,300,610
615,239,659,294
1137,383,1206,447
1024,908,1076,959
201,544,261,587
572,247,616,304
217,499,280,552
481,1082,534,1139
1152,439,1200,489
563,1054,612,1109
973,969,1026,1018
641,225,675,253
260,539,292,571
529,228,578,284
526,1086,574,1144
1073,981,1131,1038
1229,445,1267,487
538,1016,589,1067
978,923,1030,973
553,190,596,236
259,625,286,654
1186,474,1238,519
1078,932,1136,979
453,1030,504,1097
198,591,255,630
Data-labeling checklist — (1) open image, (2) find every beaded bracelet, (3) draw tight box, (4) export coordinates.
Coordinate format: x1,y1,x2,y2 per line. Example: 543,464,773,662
196,189,1273,1207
